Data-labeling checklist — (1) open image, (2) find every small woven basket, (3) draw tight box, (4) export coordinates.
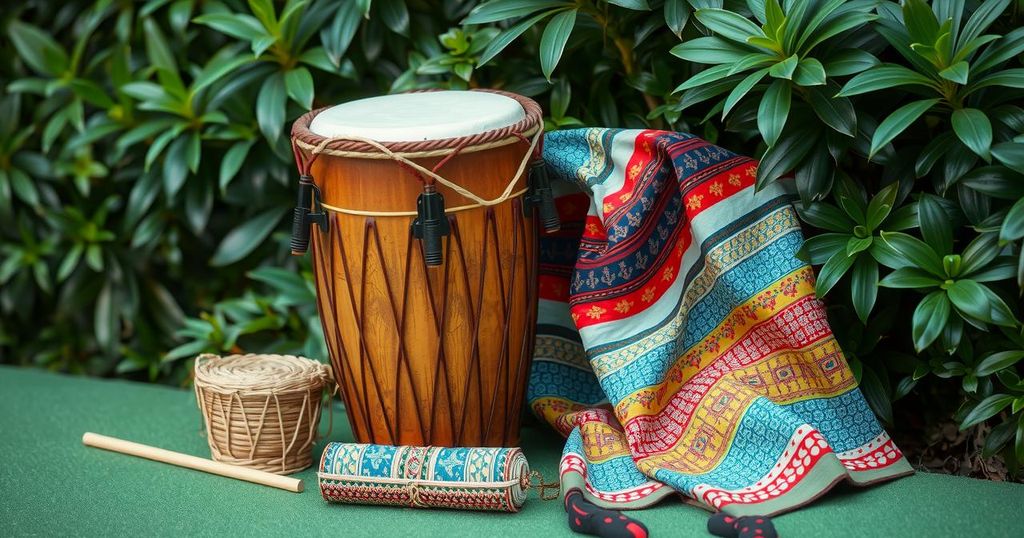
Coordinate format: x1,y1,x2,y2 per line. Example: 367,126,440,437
193,353,332,475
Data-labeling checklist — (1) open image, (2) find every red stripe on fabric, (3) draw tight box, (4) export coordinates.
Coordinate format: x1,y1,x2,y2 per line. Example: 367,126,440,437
539,274,571,302
598,131,659,218
700,429,833,509
679,159,756,221
569,229,691,328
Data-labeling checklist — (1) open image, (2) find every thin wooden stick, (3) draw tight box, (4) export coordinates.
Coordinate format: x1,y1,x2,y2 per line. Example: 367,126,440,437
82,432,304,493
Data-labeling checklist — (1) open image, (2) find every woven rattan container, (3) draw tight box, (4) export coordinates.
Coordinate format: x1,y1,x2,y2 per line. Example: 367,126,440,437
194,353,331,474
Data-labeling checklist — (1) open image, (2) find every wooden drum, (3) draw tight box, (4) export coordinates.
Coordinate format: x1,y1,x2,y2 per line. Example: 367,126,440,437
289,90,551,447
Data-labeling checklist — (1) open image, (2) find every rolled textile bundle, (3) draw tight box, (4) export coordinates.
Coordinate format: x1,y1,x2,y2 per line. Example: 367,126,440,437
318,443,531,512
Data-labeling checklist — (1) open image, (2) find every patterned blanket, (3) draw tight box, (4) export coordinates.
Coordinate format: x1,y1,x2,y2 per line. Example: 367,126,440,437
529,128,913,516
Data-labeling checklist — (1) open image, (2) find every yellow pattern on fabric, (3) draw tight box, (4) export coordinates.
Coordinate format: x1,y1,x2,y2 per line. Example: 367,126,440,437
590,207,802,379
615,267,814,419
633,341,856,474
531,396,591,429
581,421,633,463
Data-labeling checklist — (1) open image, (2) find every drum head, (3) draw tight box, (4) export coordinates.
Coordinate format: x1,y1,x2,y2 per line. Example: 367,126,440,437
308,91,527,142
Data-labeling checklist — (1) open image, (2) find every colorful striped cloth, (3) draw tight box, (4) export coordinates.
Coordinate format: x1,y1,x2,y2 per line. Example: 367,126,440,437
529,128,913,516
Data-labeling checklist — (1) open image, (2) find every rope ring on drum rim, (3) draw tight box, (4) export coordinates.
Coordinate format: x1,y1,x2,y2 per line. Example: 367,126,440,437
288,89,544,218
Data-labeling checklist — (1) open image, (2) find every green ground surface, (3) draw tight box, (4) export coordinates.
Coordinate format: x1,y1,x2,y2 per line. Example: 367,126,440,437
1,365,1022,537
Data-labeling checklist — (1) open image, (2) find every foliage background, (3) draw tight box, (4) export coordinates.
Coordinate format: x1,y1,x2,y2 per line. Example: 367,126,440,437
1,0,1023,478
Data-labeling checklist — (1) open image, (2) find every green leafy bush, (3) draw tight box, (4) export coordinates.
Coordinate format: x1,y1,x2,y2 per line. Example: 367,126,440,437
1,0,1022,475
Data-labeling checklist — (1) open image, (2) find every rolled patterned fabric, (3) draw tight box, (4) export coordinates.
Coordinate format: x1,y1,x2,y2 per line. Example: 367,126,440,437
318,443,530,512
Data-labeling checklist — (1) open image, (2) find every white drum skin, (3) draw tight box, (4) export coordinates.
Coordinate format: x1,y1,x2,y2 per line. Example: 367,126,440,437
308,90,527,142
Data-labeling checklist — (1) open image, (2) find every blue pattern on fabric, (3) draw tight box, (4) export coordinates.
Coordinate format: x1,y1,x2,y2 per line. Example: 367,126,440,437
527,360,607,404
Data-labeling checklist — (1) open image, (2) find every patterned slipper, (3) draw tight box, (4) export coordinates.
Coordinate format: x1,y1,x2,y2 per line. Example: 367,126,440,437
707,513,777,538
565,490,649,538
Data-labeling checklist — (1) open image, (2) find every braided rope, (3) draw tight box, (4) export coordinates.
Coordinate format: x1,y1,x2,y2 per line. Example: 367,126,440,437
290,89,543,158
312,127,541,217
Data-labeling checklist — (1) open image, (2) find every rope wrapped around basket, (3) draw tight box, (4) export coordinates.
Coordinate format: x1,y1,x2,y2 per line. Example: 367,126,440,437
194,353,332,475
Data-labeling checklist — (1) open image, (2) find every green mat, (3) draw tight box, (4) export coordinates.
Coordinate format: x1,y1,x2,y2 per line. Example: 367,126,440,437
1,365,1022,537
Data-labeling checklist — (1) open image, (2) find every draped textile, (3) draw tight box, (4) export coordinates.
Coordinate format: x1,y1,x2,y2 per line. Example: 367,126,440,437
528,128,913,516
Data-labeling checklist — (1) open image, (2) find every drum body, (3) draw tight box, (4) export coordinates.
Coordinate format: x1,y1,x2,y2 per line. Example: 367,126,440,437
293,91,541,447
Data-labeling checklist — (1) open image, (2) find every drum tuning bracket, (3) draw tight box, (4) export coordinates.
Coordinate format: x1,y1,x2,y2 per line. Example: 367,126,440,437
524,159,561,234
290,175,328,255
411,184,451,266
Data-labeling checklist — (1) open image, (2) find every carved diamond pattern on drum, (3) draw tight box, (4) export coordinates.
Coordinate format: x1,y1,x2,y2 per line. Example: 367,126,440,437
311,198,538,447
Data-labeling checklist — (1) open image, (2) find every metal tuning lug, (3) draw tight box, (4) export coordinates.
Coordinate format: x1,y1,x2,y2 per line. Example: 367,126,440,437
290,175,328,255
525,159,561,233
411,184,450,266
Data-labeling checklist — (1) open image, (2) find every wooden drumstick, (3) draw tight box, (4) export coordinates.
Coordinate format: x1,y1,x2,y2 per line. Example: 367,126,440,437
82,432,304,493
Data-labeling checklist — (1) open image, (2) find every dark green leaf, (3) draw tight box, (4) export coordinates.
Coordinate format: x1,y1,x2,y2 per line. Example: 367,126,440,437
797,203,855,233
219,140,254,192
162,136,190,198
210,207,287,266
917,194,954,255
915,132,958,177
869,99,940,160
794,142,834,204
670,36,753,64
958,165,1024,200
378,0,410,35
1001,197,1024,241
664,0,690,38
256,72,286,144
695,8,766,43
193,13,266,40
965,68,1024,95
912,291,951,351
94,282,116,352
879,267,943,288
284,67,314,109
939,61,969,84
824,49,880,77
7,20,68,76
816,250,857,297
836,65,937,96
960,393,1013,430
192,53,253,94
478,11,551,66
976,351,1024,376
957,0,1011,51
861,363,893,424
539,9,577,81
756,123,818,189
973,27,1024,75
807,84,856,137
948,279,993,322
902,0,939,46
960,232,1001,275
674,63,734,91
878,231,945,276
768,55,799,80
991,142,1024,175
722,68,768,117
847,235,872,256
793,58,826,86
607,0,649,9
850,255,878,323
799,233,849,265
865,182,899,230
463,0,568,24
951,108,992,161
757,79,791,146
